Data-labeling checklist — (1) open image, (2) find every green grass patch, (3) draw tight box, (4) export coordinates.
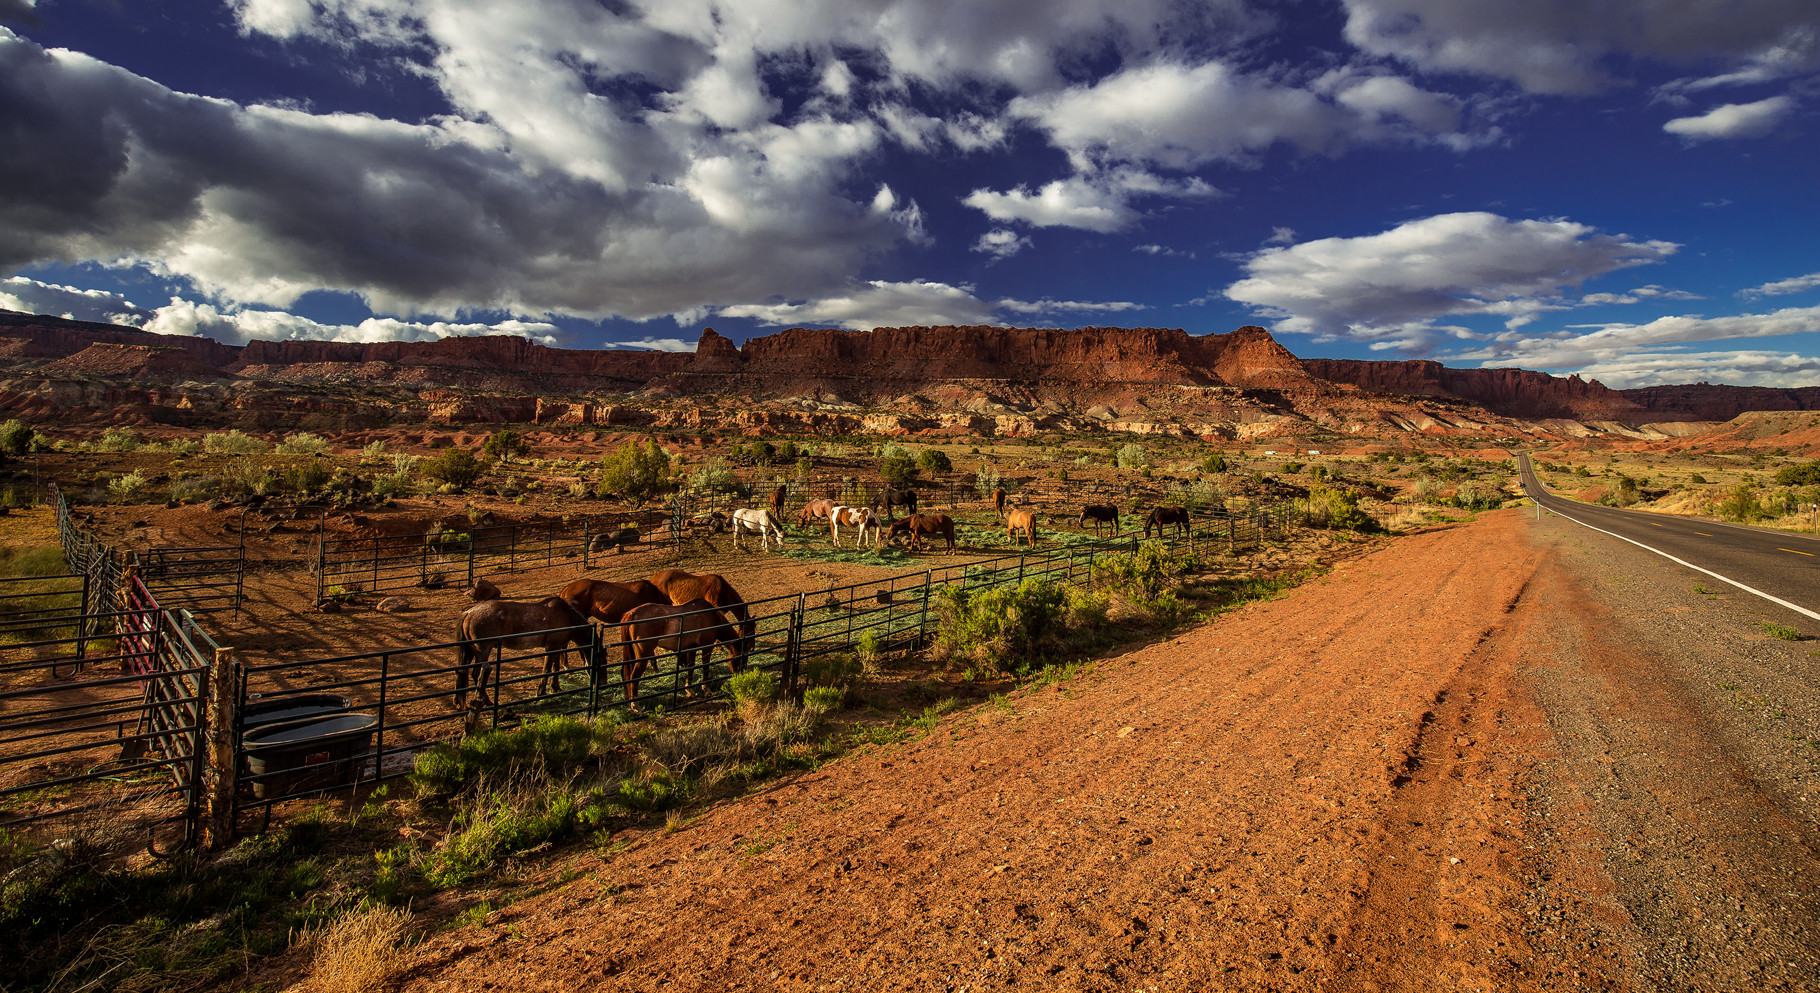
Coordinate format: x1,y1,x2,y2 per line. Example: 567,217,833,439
1759,621,1802,641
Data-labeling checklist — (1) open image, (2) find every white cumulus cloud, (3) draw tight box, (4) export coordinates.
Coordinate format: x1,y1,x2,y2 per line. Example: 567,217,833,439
1226,212,1678,350
0,275,150,325
1741,271,1820,298
141,296,560,347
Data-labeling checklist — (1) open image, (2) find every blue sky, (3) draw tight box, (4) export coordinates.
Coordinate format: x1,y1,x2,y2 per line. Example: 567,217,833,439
1,0,1817,387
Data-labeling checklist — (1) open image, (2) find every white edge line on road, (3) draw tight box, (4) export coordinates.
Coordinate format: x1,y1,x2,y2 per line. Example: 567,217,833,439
1542,501,1820,623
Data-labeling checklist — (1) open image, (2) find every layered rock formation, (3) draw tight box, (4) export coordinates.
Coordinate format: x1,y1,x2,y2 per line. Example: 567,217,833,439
1303,359,1647,421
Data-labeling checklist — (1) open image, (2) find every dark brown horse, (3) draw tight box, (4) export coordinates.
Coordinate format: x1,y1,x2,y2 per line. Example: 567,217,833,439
886,512,957,553
873,485,918,522
557,577,671,664
455,596,601,708
618,599,743,701
993,487,1007,520
649,568,756,666
1079,504,1119,535
768,483,787,518
1143,505,1191,538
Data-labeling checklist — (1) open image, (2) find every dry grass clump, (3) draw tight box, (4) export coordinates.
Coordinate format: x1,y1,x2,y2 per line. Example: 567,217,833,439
300,903,413,993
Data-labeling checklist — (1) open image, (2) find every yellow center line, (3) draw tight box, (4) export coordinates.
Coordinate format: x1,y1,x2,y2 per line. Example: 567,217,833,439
1650,522,1664,527
1693,531,1714,536
1778,548,1814,557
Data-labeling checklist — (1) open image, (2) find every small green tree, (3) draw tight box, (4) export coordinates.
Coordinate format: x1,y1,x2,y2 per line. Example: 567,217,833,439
421,448,486,489
879,443,919,487
917,448,953,474
482,429,529,464
752,439,777,465
0,419,32,456
1201,452,1227,473
1115,443,1149,471
598,439,672,505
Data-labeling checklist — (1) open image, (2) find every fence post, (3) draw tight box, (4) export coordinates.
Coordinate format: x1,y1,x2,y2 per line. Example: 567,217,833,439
587,623,603,718
200,646,240,850
582,521,591,570
466,533,477,590
314,525,326,605
1228,518,1235,552
787,594,806,702
918,569,933,646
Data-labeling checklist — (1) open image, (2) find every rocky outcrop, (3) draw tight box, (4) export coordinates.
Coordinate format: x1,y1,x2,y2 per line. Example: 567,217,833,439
1620,384,1820,422
1303,359,1647,421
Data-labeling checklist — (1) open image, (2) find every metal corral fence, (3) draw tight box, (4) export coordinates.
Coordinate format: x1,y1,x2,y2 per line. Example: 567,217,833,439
312,507,676,603
678,472,1200,520
0,573,217,849
229,502,1291,819
49,484,245,615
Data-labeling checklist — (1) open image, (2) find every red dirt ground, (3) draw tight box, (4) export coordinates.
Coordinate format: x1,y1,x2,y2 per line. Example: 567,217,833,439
377,508,1820,993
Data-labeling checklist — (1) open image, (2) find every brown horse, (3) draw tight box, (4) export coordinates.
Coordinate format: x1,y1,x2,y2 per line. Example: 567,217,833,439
768,483,787,518
557,577,671,663
886,512,957,553
1078,503,1119,535
618,599,743,701
649,568,757,666
1143,505,1191,538
1006,509,1038,548
455,596,601,708
797,497,838,528
873,485,918,522
993,487,1007,520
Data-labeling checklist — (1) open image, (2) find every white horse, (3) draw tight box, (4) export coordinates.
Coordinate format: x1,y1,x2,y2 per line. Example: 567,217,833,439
730,507,788,551
829,505,881,549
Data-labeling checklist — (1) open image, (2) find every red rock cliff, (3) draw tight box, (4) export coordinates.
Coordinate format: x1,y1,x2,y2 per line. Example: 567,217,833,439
1303,358,1647,421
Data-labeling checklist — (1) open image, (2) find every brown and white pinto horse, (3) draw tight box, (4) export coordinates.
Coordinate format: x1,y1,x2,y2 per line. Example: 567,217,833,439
829,505,881,549
618,598,743,701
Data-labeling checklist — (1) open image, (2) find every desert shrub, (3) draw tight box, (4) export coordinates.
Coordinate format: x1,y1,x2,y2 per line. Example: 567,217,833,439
275,432,331,455
106,471,149,502
1295,486,1379,531
804,652,864,688
1411,476,1442,502
1115,444,1149,471
975,463,1000,496
1716,483,1769,522
1063,586,1110,629
167,475,213,503
803,685,844,712
0,419,31,456
597,439,670,505
794,456,813,479
420,448,485,489
372,471,412,498
165,438,199,455
856,629,884,660
301,903,414,993
97,427,140,452
361,440,387,459
481,429,528,464
221,460,273,496
934,578,1066,671
917,448,953,473
1689,472,1708,485
727,669,778,706
409,714,611,802
1597,476,1638,508
752,439,776,464
1455,480,1506,511
423,778,609,888
1092,545,1200,600
688,457,740,493
1309,464,1327,482
202,429,267,454
1775,463,1820,486
283,458,332,494
1280,461,1305,475
878,444,919,487
1201,452,1227,473
1760,621,1801,641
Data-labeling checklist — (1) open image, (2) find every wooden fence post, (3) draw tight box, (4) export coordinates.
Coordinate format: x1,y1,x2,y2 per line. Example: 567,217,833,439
200,646,240,851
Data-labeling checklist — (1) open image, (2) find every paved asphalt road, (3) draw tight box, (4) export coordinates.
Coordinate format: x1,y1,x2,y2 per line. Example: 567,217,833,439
1517,453,1820,623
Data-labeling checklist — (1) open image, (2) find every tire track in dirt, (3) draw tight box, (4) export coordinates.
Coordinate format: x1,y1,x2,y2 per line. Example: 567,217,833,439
392,511,1803,992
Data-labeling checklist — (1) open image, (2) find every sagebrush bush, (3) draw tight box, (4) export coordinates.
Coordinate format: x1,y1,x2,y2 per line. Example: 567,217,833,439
1092,545,1199,600
1115,443,1149,470
275,432,331,455
303,903,414,993
688,457,739,493
202,429,267,454
803,686,844,712
1295,486,1378,532
934,578,1066,671
727,669,778,705
106,470,148,502
97,427,140,452
421,448,485,489
409,714,610,802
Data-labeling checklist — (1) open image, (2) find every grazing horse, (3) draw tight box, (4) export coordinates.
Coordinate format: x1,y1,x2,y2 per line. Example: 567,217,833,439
1006,509,1038,548
1079,504,1120,536
1143,505,1191,539
829,505,882,549
557,578,670,659
993,487,1008,520
618,599,743,701
455,596,600,708
730,508,787,551
649,569,756,667
886,513,957,553
873,485,918,522
797,497,838,528
768,483,787,519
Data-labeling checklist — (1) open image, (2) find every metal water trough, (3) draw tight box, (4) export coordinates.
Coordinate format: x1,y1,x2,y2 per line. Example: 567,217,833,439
242,693,351,731
243,712,377,800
